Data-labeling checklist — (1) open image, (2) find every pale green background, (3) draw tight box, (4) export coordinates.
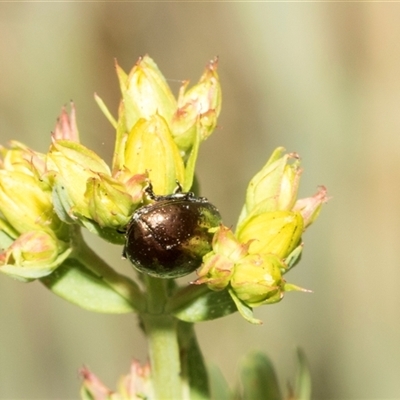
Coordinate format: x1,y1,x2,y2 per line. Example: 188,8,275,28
1,3,399,399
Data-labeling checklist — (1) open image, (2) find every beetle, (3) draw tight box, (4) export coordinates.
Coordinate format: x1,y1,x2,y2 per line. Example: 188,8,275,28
123,182,222,278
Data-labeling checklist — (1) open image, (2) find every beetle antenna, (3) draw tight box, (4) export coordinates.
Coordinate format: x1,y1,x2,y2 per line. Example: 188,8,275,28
174,180,183,193
144,181,157,200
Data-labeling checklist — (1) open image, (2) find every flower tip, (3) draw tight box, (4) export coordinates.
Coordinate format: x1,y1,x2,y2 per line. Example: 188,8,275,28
288,151,300,160
208,56,219,70
79,365,91,380
317,185,330,203
52,103,79,142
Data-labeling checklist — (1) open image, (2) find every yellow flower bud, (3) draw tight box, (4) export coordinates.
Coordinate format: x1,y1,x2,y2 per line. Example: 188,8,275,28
171,58,221,154
85,173,137,228
46,140,111,219
0,170,63,236
117,55,177,133
0,142,72,281
238,148,301,227
124,114,185,195
230,253,285,308
237,210,304,259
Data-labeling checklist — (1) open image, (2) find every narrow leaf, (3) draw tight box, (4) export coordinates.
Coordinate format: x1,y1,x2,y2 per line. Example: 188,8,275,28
208,364,232,400
41,258,136,314
238,351,282,400
293,348,312,400
168,285,237,322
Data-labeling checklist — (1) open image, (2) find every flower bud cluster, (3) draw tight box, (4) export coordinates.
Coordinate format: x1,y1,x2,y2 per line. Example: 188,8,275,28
47,57,221,240
0,56,222,281
111,55,221,195
196,148,328,308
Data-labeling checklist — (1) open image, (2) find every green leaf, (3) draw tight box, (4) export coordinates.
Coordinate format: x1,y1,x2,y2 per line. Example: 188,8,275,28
80,218,125,245
228,289,262,325
237,351,282,400
293,348,312,400
168,285,237,322
41,258,136,313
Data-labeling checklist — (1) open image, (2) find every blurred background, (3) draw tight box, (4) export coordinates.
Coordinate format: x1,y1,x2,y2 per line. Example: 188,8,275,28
1,3,399,399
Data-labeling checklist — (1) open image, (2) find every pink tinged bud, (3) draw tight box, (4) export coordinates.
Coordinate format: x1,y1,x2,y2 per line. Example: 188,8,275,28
124,114,185,195
194,252,235,291
294,185,329,228
195,226,248,290
212,225,249,260
113,170,147,204
177,57,221,116
237,211,304,259
80,360,153,400
0,231,70,281
171,58,221,151
230,253,285,308
52,103,79,142
118,360,153,399
80,366,112,400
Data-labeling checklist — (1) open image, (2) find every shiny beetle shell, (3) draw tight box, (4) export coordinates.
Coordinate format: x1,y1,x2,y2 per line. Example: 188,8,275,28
123,190,221,279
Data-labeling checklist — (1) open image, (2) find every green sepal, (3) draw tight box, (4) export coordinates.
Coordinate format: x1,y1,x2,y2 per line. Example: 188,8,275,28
51,178,76,224
52,191,127,243
41,258,136,314
80,218,126,245
228,288,262,325
236,351,282,400
182,128,201,192
167,285,237,322
284,243,303,273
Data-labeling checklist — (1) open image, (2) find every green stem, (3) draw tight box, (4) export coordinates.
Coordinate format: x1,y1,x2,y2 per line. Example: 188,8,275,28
71,225,145,311
143,275,183,399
